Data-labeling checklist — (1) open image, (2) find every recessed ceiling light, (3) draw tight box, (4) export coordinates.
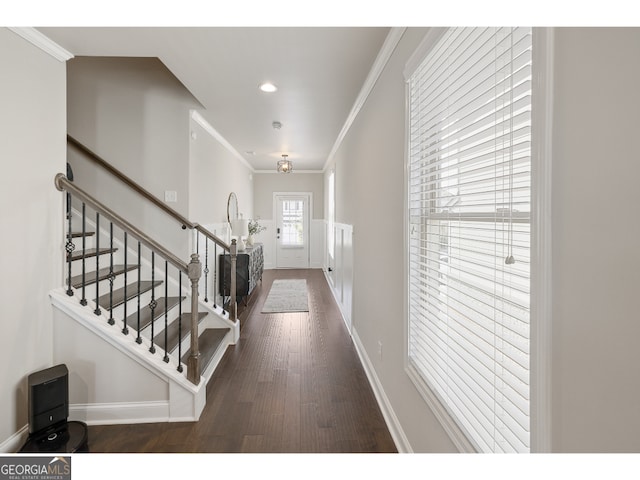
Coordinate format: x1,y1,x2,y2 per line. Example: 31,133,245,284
259,82,278,93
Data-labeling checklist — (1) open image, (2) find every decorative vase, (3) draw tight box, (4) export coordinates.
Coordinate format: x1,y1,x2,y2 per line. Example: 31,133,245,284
246,235,254,247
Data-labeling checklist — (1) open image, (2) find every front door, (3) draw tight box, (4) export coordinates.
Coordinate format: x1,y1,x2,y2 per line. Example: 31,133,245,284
275,194,310,269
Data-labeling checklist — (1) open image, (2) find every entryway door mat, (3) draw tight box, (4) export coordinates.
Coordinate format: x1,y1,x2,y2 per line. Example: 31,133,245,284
261,279,309,313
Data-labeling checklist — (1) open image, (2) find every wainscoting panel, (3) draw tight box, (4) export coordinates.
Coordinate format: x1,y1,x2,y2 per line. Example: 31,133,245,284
326,222,353,332
310,220,326,269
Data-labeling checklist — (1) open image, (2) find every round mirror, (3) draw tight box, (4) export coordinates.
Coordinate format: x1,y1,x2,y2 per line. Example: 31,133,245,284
227,192,238,224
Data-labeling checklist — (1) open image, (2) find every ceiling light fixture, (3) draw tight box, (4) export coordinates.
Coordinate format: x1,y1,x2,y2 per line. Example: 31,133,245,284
259,82,278,93
277,154,292,174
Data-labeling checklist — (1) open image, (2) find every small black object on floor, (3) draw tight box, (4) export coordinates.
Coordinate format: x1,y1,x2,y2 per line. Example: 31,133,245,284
19,420,88,453
19,363,89,453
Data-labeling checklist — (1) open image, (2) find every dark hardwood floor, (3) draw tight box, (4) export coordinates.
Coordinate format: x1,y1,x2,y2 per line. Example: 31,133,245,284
87,268,397,453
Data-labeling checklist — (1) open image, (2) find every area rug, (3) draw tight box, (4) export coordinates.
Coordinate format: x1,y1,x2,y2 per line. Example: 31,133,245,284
261,279,309,313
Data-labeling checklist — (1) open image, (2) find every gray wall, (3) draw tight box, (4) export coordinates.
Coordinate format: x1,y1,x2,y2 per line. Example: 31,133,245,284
66,56,201,258
550,27,640,452
253,172,324,220
328,26,640,453
326,27,458,452
0,29,66,448
189,117,253,225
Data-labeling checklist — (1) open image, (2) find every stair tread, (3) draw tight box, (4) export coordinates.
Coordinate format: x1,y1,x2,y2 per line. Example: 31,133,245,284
70,264,138,289
69,247,117,261
70,231,95,238
182,328,230,373
154,312,208,353
96,280,161,310
125,295,185,332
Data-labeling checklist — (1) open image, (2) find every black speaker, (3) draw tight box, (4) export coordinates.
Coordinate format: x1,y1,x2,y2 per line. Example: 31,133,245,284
28,364,69,437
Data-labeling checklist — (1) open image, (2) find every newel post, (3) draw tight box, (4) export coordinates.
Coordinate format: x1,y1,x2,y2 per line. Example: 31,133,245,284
229,239,238,322
187,253,202,385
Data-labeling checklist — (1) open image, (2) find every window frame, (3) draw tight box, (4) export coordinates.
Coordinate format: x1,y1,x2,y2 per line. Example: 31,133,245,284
402,27,553,453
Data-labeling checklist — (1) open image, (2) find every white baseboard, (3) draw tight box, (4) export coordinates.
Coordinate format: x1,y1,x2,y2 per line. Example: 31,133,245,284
351,329,412,453
0,425,28,453
0,401,176,452
69,401,170,425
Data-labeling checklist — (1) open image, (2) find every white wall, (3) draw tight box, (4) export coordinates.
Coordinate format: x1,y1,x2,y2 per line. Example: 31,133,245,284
0,29,66,449
66,56,201,260
326,27,458,452
550,27,640,452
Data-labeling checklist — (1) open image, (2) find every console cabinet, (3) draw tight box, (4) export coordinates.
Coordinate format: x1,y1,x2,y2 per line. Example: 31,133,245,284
218,243,264,302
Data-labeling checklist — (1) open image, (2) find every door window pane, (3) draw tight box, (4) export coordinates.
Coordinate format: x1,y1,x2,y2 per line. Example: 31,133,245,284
282,200,304,247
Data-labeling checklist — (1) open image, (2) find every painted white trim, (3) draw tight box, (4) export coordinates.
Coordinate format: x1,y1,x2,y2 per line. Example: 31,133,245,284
191,110,254,172
404,364,476,452
351,328,411,453
322,27,406,172
403,27,447,80
272,192,312,269
0,425,28,453
49,288,201,394
309,219,325,269
530,26,554,454
323,268,346,331
69,401,170,425
8,27,74,62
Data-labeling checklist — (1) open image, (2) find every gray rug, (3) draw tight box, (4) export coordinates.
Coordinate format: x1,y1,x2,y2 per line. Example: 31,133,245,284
261,279,309,313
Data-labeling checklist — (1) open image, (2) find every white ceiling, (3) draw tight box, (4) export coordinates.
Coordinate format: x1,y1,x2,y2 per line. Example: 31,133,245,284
37,27,390,172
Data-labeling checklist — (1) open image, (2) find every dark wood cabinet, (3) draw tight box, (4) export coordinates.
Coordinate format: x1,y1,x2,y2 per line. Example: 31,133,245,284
218,243,263,302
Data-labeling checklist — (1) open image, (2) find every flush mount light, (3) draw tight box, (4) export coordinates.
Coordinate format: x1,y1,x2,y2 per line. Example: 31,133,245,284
259,82,278,93
277,154,292,173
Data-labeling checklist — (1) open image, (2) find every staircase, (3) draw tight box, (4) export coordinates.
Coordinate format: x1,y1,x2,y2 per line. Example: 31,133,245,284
50,156,240,424
67,228,230,374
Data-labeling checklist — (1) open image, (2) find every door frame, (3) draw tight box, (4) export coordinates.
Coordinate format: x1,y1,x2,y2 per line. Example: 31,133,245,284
273,192,312,269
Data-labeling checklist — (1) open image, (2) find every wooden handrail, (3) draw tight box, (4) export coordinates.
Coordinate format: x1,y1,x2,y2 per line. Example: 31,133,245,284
55,173,189,274
64,134,237,383
67,134,230,251
56,172,211,385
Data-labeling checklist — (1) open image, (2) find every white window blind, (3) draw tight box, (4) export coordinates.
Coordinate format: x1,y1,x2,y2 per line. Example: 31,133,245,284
407,27,532,453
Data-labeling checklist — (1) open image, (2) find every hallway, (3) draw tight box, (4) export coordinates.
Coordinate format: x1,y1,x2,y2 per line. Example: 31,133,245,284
86,269,397,453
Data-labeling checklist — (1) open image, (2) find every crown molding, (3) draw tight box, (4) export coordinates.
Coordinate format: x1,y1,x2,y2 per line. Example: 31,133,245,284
9,27,74,62
191,110,255,172
322,27,406,172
